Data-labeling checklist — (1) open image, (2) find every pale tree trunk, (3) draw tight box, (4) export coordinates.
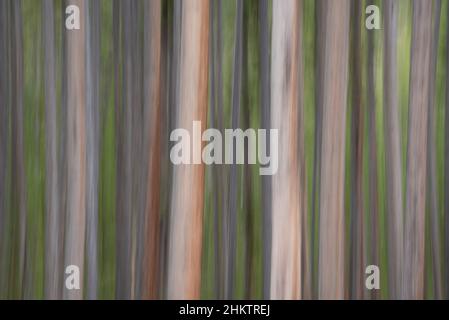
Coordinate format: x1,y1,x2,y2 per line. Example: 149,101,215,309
426,0,442,300
86,0,100,300
63,0,86,300
143,0,161,300
403,0,432,300
311,0,325,299
270,0,302,299
349,0,365,300
166,0,209,299
318,0,350,300
43,0,61,300
383,0,404,300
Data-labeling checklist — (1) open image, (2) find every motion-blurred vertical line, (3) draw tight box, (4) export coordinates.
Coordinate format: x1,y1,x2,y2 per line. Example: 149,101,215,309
162,0,182,299
130,0,144,299
166,0,209,299
86,0,100,300
208,0,221,299
349,0,365,300
258,0,271,300
404,0,432,300
143,0,161,300
226,0,243,300
112,0,124,299
366,0,380,301
311,0,325,299
116,0,132,299
158,0,170,300
43,0,61,300
297,0,311,300
242,0,254,298
383,0,404,300
215,0,226,299
318,0,350,300
0,0,10,299
445,0,449,300
270,0,302,299
10,0,27,299
426,0,442,300
63,0,86,300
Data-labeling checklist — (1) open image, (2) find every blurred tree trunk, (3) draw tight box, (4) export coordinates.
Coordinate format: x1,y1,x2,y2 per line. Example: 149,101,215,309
143,0,161,300
242,1,255,298
159,0,182,300
63,0,86,300
349,0,365,300
318,0,350,300
226,0,243,300
115,0,133,299
258,0,271,300
403,0,432,300
0,0,10,299
43,0,61,300
366,1,379,300
270,0,302,299
383,0,404,300
445,0,449,300
10,0,27,298
311,0,325,299
427,0,442,300
296,0,310,300
208,0,220,298
86,0,100,300
129,0,143,299
166,0,209,299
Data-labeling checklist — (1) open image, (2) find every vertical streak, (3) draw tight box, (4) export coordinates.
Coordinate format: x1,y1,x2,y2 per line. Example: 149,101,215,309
349,0,365,300
43,0,61,300
311,0,325,298
426,0,442,300
404,0,432,300
167,0,209,299
116,0,132,299
216,0,226,299
143,0,162,300
258,0,271,300
63,0,86,300
297,0,310,300
0,0,10,298
226,0,243,300
367,0,379,300
383,0,404,300
86,0,100,300
445,0,449,300
318,0,350,300
11,0,27,298
209,0,221,298
270,0,302,299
